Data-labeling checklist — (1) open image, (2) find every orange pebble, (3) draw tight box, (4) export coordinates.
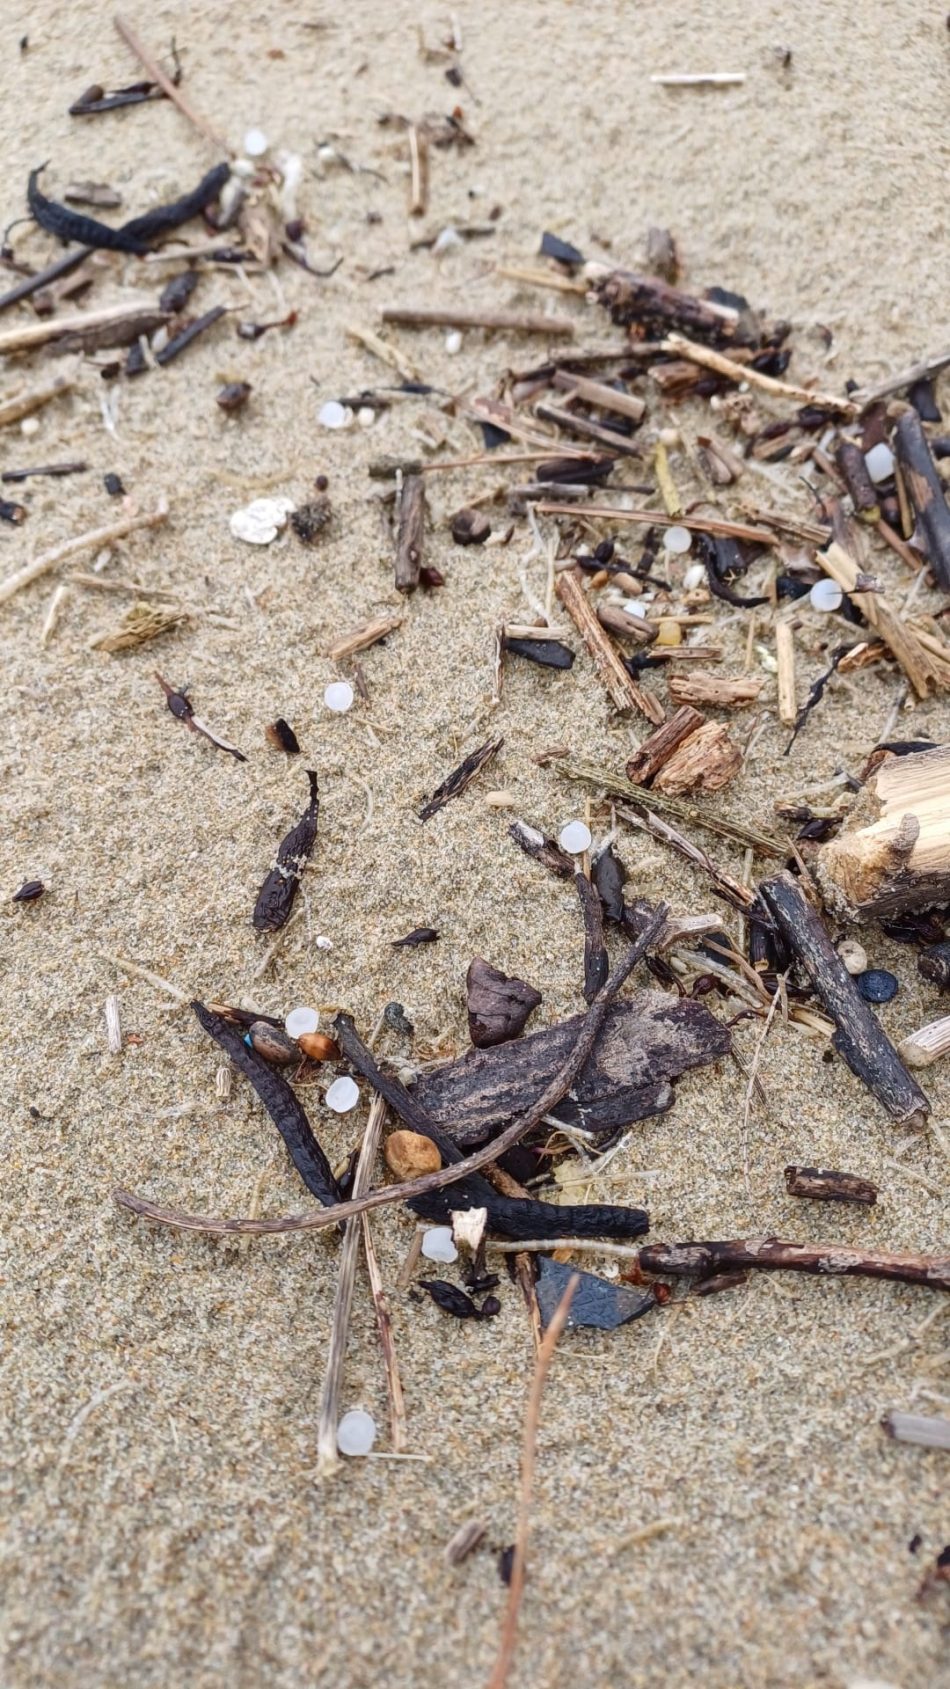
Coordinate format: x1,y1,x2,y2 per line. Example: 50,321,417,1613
384,1129,441,1180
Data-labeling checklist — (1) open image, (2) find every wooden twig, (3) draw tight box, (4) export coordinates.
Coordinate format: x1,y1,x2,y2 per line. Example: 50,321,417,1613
551,369,645,422
759,870,930,1126
537,501,779,545
626,706,704,783
361,1204,408,1453
899,1015,950,1070
534,401,641,457
638,1237,950,1292
0,303,167,357
114,13,232,152
346,324,419,382
893,411,950,592
660,333,856,415
555,567,665,724
0,501,169,607
817,542,950,698
95,949,191,1002
559,756,786,858
326,610,403,660
113,909,668,1237
668,671,763,708
407,124,428,216
485,1274,578,1689
495,263,588,295
0,248,92,314
852,348,950,410
775,618,797,725
650,71,745,86
394,473,426,593
381,306,576,337
784,1165,878,1205
315,1094,389,1477
0,374,76,429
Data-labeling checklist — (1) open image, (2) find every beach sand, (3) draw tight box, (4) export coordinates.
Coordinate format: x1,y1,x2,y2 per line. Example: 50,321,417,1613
2,4,949,1685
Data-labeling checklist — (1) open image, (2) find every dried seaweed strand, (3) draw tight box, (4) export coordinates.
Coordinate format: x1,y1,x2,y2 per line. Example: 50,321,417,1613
559,757,785,857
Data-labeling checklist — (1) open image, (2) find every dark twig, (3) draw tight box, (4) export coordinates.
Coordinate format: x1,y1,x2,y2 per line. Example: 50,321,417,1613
638,1236,949,1292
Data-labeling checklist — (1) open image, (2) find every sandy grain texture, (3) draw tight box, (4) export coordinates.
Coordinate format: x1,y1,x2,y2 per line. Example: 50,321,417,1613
2,4,950,1687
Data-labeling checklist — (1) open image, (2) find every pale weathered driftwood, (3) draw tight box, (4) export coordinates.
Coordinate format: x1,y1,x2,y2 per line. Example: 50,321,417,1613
0,303,168,356
556,567,665,724
817,744,950,917
394,474,426,593
661,332,857,415
667,670,763,709
325,610,403,660
551,369,646,422
0,501,169,607
382,306,575,337
817,542,950,697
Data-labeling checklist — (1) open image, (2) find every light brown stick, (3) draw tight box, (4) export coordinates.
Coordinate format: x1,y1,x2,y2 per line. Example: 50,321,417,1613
556,567,665,724
852,348,950,410
325,611,404,660
407,125,428,216
361,1207,408,1452
382,306,576,337
0,374,76,428
485,1274,578,1689
0,501,169,607
537,502,778,546
114,13,232,152
661,332,856,415
394,474,426,593
551,369,646,421
0,303,166,357
818,542,950,698
775,619,797,725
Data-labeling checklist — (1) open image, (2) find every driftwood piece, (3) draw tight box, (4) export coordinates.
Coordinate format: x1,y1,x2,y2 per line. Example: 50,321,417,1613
411,993,731,1146
551,369,646,423
784,1166,878,1205
420,737,502,822
467,958,542,1047
575,872,608,1002
817,744,950,918
893,410,950,592
626,705,705,784
556,566,665,724
667,670,764,709
509,819,575,879
662,332,855,416
638,1236,950,1292
899,1015,950,1069
594,270,746,344
534,401,641,457
759,871,930,1126
653,720,740,795
325,610,403,660
818,542,950,697
596,604,658,647
395,473,426,593
381,306,575,337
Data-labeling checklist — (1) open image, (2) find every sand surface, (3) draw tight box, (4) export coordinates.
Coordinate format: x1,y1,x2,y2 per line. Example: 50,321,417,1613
2,4,950,1686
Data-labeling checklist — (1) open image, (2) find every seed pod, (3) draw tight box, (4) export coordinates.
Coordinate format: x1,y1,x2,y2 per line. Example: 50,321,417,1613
252,769,319,932
216,380,251,412
385,1129,441,1179
451,507,491,545
12,878,45,902
249,1021,298,1063
297,1030,340,1063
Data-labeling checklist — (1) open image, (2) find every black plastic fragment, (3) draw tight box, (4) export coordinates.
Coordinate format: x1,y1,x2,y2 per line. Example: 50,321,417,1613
504,637,574,670
534,1256,656,1332
540,230,585,267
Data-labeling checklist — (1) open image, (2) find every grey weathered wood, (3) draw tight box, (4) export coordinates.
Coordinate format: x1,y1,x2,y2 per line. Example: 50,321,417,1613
394,472,426,593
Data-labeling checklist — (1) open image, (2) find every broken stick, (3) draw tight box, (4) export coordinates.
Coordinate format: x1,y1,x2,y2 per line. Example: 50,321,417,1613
893,410,950,593
395,474,426,593
556,567,665,724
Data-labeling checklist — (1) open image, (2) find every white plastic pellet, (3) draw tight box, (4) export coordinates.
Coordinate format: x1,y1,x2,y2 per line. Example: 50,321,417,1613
21,417,40,437
663,525,692,555
864,442,894,484
315,935,333,950
357,407,376,428
285,1005,319,1039
445,330,463,355
809,578,843,613
336,1409,377,1457
421,1226,458,1264
318,400,353,430
558,820,592,855
243,128,269,157
324,680,354,713
325,1075,360,1113
683,562,706,591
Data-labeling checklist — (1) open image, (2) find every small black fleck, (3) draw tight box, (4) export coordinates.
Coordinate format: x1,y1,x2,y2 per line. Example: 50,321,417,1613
104,472,125,497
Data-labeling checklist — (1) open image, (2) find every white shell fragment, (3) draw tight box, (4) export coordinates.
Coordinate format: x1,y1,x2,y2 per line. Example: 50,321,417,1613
336,1409,377,1456
285,1005,319,1039
663,525,692,555
809,578,844,613
243,128,269,157
324,680,355,713
318,400,353,430
864,442,895,484
558,820,593,855
230,496,295,546
621,598,649,618
682,562,706,591
838,939,868,976
325,1075,360,1113
433,226,463,255
315,935,333,950
421,1226,458,1265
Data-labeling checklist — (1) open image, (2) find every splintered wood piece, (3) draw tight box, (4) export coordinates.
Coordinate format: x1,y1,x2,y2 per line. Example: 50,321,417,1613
638,1237,950,1292
552,369,646,422
533,401,640,457
395,473,426,593
899,1015,950,1069
0,374,76,429
420,738,503,822
626,705,705,784
539,501,778,545
0,304,169,356
596,604,658,646
775,619,797,725
411,993,731,1146
784,1165,878,1205
817,542,950,697
575,872,608,1002
653,720,740,795
556,566,665,723
325,610,403,660
660,332,856,415
817,743,950,917
668,670,764,708
893,410,950,592
509,819,575,879
466,958,542,1047
593,269,745,343
759,870,930,1125
382,306,575,337
560,757,786,858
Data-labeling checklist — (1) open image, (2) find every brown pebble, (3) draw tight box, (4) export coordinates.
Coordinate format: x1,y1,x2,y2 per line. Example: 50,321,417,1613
297,1031,341,1063
216,381,252,412
451,507,491,546
384,1129,441,1179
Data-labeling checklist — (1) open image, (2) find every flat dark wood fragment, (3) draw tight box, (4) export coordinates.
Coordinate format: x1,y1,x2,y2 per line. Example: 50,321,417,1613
467,957,542,1047
412,993,730,1146
504,637,574,670
760,871,929,1125
784,1165,878,1205
265,717,300,754
540,231,584,267
595,268,753,344
127,305,225,376
509,819,574,878
395,472,426,592
626,705,704,785
252,769,319,932
575,873,608,1002
535,1256,656,1332
159,271,199,314
419,737,502,822
894,410,950,591
691,1270,749,1296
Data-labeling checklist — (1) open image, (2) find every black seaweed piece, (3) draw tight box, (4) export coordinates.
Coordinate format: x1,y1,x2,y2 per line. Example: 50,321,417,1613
534,1255,656,1333
266,718,300,754
576,872,609,1003
0,499,26,524
784,646,849,754
127,306,226,377
408,1180,651,1242
393,926,440,947
103,471,125,496
540,230,585,267
159,270,200,314
700,535,768,608
193,1000,340,1207
875,739,938,758
69,79,164,115
417,1280,499,1320
504,637,574,670
252,769,319,932
28,161,229,255
537,454,614,485
908,378,941,423
419,738,502,823
591,844,627,924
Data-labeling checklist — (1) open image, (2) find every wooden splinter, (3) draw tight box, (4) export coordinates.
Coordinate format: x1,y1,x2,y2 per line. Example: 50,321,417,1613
394,474,426,593
626,706,705,783
817,743,950,918
893,410,950,592
556,567,665,724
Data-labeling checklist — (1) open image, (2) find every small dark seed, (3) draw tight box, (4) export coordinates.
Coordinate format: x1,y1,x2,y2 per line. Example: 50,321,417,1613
451,507,491,546
315,474,329,491
248,1021,298,1064
419,565,445,588
216,381,251,412
103,472,125,497
478,1294,501,1318
265,717,300,755
855,968,898,1004
498,1546,515,1586
12,879,45,903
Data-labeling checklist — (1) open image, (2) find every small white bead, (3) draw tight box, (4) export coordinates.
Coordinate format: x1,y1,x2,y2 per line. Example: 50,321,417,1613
243,128,269,157
621,598,649,618
663,525,692,555
336,1409,376,1456
682,562,706,591
285,1005,319,1039
325,1075,360,1113
21,417,40,437
445,330,462,355
315,935,333,950
324,680,354,713
421,1226,458,1264
356,407,376,428
558,820,592,855
864,442,894,484
809,578,843,613
318,400,353,430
